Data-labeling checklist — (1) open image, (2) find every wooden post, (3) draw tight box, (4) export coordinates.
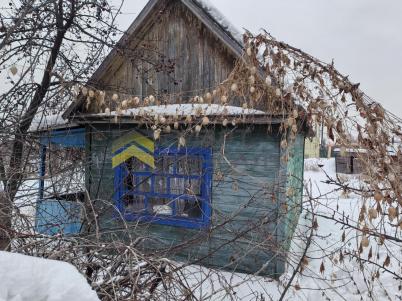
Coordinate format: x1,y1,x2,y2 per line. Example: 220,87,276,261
327,145,332,158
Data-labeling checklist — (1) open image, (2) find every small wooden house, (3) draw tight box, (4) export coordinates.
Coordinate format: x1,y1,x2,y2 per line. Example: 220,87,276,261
334,148,365,174
304,123,321,158
33,0,306,277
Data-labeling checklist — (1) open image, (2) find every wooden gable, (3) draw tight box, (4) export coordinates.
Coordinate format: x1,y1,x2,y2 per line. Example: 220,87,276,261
65,0,243,117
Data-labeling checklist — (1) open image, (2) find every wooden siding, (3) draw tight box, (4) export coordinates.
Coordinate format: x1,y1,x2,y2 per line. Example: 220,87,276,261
304,124,320,158
86,0,237,113
283,135,305,241
85,124,303,276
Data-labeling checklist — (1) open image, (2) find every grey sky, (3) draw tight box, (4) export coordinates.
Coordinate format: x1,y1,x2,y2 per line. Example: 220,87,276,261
116,0,402,117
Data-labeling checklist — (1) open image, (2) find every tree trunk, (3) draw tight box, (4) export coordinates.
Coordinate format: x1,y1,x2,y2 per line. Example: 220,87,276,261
0,191,11,250
3,3,76,247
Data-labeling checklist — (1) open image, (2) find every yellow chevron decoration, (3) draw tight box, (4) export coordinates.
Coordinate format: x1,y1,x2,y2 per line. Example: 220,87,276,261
112,131,155,169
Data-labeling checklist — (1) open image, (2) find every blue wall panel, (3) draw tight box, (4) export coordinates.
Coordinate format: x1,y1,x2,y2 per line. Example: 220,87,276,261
35,199,82,235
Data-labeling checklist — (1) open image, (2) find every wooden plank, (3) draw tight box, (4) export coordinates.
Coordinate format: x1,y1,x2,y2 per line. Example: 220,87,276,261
63,0,244,118
181,0,243,57
89,125,291,275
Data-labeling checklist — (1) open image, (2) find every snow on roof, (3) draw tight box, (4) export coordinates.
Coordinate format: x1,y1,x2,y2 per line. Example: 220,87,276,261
29,113,74,132
97,104,266,117
333,147,368,154
193,0,243,44
0,251,99,301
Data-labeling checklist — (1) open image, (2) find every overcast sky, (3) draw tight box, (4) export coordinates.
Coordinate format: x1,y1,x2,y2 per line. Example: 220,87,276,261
115,0,402,117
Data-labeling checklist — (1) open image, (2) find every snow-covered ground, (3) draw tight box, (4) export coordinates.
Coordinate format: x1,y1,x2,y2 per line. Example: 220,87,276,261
3,158,400,300
0,251,99,301
175,158,402,300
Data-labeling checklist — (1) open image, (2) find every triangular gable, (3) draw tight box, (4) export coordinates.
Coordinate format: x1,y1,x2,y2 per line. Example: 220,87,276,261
63,0,244,118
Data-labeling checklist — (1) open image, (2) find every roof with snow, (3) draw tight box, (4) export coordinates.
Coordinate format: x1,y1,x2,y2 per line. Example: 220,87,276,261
29,113,78,132
72,104,285,125
30,104,285,133
98,104,264,117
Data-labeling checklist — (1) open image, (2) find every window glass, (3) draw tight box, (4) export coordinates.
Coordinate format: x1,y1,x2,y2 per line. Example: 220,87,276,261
148,198,172,215
177,156,202,175
155,156,175,174
115,147,211,228
124,195,145,214
170,177,186,195
154,175,168,193
176,199,202,218
137,175,151,193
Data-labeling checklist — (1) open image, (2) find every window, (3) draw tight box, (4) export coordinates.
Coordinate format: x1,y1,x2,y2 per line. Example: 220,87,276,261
114,147,212,229
36,128,85,235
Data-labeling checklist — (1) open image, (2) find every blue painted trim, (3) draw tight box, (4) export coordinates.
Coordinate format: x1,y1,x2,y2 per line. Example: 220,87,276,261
113,146,213,229
40,127,85,148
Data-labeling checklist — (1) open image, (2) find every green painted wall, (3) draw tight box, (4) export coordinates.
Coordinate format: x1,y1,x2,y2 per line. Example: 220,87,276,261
284,134,305,243
86,124,304,277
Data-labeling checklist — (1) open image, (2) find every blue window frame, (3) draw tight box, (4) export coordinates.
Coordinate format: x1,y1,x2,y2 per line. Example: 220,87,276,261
114,147,213,229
